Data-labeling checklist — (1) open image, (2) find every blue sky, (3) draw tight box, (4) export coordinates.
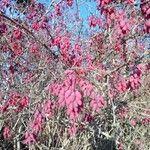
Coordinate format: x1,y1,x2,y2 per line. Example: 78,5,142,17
38,0,98,24
37,0,99,37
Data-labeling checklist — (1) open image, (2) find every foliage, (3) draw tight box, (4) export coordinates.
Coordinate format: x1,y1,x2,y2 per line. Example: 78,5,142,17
0,0,150,149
